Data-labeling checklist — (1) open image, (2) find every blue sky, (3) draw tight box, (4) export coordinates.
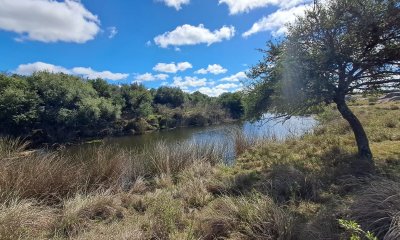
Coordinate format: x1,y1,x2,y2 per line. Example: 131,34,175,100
0,0,312,96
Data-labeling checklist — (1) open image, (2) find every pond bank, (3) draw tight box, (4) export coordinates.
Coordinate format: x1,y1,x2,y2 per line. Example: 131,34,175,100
1,101,399,239
66,114,317,162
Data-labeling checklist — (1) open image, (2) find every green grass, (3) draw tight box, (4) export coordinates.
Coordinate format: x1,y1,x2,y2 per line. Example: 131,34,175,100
0,100,399,239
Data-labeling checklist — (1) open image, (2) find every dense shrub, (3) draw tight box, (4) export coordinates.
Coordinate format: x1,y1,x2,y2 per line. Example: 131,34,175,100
0,72,244,144
154,86,185,108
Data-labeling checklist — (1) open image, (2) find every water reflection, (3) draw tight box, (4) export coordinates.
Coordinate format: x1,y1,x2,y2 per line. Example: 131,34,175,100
69,115,316,163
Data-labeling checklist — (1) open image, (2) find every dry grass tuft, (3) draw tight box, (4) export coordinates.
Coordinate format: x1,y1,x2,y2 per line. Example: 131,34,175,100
58,192,125,237
227,127,258,156
350,179,400,239
267,164,319,203
83,145,131,189
0,200,56,240
129,176,148,194
73,223,145,240
0,151,83,203
144,190,185,239
148,140,224,176
386,213,400,240
196,193,294,240
389,105,400,110
176,162,215,208
298,207,343,240
0,137,28,159
384,117,398,128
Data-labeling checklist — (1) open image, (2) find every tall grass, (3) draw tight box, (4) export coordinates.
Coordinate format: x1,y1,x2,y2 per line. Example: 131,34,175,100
147,140,225,176
0,137,225,204
0,136,228,239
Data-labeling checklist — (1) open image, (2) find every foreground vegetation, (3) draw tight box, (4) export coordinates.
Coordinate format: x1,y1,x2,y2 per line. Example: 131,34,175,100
0,72,244,146
0,100,399,240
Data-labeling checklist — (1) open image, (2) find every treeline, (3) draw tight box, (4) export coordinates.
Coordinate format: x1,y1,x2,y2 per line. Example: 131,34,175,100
0,72,244,145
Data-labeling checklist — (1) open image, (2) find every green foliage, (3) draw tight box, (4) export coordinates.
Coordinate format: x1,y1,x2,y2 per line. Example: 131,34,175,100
188,91,209,104
89,78,125,108
218,92,244,119
339,219,378,240
154,86,185,108
121,83,153,118
186,113,208,127
133,118,151,134
0,73,120,142
245,0,400,119
0,79,39,132
0,72,243,144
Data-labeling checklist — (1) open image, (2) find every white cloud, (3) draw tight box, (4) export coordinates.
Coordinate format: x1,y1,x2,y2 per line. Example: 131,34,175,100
195,64,228,75
172,76,207,88
153,62,193,73
220,71,248,82
243,4,310,37
158,0,190,10
15,62,71,75
219,0,309,15
134,73,169,82
154,24,235,48
107,26,118,39
197,87,227,97
72,67,129,81
196,83,241,97
0,0,100,43
14,62,129,81
215,83,240,89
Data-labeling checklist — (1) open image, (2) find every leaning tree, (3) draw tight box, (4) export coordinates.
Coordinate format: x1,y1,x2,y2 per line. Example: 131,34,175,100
245,0,400,169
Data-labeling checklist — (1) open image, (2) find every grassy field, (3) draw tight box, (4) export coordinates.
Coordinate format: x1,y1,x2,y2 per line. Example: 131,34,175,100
0,100,399,240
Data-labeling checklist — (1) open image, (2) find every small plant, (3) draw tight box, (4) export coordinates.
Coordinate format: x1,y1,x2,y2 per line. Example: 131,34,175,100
368,96,378,103
384,118,397,128
339,219,378,240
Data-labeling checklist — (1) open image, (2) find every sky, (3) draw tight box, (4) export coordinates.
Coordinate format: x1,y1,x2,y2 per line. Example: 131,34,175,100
0,0,313,96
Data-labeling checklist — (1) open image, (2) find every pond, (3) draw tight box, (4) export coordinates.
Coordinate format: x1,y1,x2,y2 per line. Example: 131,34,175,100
69,114,317,163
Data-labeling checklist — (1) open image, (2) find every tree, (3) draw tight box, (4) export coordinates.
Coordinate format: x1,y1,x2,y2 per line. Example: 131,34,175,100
25,72,121,135
189,91,210,104
246,0,400,169
89,78,125,109
0,74,39,133
218,92,244,119
154,86,185,108
121,83,153,118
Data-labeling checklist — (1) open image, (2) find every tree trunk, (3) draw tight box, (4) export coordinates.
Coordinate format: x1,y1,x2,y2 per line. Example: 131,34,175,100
335,98,374,171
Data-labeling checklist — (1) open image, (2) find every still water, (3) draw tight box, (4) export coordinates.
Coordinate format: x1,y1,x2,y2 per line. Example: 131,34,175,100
70,114,316,162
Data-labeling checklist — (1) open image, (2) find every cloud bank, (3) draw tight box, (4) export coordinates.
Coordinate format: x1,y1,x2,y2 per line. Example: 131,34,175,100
153,62,193,73
134,73,169,82
0,0,100,43
219,0,309,14
243,4,310,37
15,62,129,81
